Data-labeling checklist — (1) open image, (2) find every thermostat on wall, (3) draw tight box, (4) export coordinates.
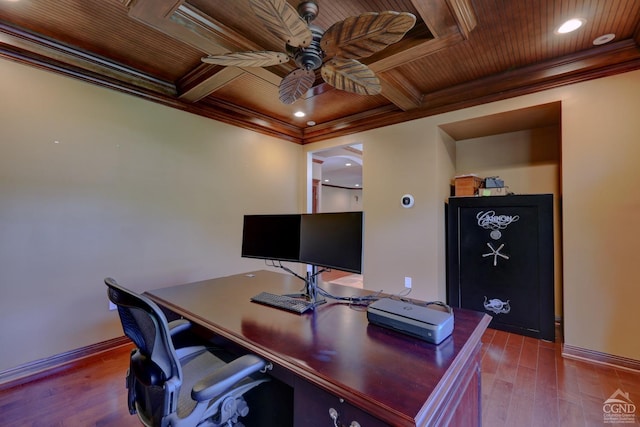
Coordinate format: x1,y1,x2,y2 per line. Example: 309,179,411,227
401,194,415,208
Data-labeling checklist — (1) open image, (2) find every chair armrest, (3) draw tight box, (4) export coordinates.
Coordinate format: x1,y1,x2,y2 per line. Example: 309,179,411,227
168,318,191,337
175,346,207,360
191,354,267,402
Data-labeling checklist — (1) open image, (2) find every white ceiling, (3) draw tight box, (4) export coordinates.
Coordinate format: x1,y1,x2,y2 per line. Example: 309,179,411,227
313,145,363,189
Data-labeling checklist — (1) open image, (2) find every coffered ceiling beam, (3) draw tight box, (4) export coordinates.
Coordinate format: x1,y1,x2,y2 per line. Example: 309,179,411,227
369,0,477,110
125,0,464,112
178,64,244,102
0,22,175,95
125,0,296,99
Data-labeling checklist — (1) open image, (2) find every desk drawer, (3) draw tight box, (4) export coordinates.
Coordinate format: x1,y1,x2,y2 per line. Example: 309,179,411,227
294,379,388,427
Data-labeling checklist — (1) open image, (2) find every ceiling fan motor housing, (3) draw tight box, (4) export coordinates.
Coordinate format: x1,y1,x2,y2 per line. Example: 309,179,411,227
297,1,319,22
287,24,325,70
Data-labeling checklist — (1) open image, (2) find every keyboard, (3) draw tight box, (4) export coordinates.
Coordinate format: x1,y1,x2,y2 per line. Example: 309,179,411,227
250,292,313,314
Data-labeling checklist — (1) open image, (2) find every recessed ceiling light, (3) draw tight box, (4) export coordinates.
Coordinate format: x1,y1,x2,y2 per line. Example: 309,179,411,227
294,111,305,118
355,184,361,187
306,120,316,126
345,162,352,167
593,33,615,45
556,18,585,34
324,179,330,183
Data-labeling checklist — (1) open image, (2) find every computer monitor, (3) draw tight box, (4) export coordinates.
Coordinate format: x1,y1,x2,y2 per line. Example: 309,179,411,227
241,214,301,262
299,211,363,274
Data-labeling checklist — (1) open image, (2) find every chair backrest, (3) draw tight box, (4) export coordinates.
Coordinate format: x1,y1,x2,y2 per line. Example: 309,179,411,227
105,277,182,424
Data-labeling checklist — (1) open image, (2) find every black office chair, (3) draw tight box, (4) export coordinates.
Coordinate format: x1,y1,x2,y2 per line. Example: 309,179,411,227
105,277,269,427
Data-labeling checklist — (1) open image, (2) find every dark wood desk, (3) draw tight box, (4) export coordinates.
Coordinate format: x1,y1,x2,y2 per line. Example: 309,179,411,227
145,270,491,427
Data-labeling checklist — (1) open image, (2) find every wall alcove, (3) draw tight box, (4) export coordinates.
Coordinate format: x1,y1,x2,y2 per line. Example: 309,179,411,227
440,102,563,322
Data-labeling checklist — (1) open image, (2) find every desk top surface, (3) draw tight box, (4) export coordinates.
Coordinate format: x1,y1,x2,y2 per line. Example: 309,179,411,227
145,270,490,426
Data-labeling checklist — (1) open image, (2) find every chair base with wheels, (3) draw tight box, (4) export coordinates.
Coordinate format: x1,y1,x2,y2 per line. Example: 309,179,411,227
106,277,270,427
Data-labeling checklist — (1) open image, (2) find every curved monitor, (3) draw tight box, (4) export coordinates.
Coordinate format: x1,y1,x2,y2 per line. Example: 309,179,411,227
299,212,363,274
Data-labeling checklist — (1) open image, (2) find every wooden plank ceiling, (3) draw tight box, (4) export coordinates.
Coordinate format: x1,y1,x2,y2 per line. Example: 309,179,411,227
1,0,639,144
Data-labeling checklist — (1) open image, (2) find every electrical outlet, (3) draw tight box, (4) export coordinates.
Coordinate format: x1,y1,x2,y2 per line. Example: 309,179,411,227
109,301,117,311
404,276,412,288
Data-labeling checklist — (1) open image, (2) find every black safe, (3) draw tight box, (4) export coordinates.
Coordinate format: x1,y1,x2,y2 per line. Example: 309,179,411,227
446,194,555,341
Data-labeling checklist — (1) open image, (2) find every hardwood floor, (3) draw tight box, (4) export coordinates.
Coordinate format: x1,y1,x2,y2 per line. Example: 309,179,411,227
0,344,139,427
481,328,640,427
1,329,638,426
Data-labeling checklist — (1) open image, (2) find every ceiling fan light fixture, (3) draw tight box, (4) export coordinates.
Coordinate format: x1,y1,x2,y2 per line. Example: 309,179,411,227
209,0,415,104
556,18,586,34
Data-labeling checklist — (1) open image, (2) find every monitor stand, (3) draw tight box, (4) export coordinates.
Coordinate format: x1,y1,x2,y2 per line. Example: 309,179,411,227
283,266,326,309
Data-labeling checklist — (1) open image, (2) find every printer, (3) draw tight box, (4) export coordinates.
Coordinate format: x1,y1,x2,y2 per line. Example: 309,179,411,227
367,298,454,344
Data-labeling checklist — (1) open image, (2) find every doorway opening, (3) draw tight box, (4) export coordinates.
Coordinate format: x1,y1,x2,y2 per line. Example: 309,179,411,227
309,144,364,288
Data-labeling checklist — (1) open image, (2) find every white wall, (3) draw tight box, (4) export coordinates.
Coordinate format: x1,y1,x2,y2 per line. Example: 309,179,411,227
560,73,640,360
0,58,302,372
305,69,640,361
312,122,447,302
320,186,363,212
3,57,639,370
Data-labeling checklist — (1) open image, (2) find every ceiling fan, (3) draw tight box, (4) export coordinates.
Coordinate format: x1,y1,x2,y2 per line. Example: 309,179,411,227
201,0,416,104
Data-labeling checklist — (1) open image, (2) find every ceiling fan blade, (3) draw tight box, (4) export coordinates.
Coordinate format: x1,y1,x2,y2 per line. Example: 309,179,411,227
279,69,315,104
249,0,313,48
201,51,289,67
322,11,416,59
321,58,381,96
